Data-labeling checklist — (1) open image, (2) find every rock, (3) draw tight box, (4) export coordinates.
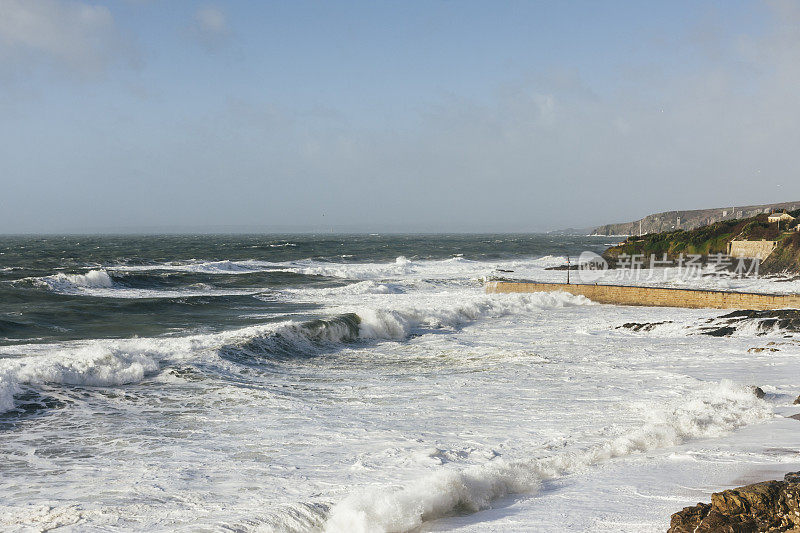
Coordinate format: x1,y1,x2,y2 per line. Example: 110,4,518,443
794,395,800,405
747,347,780,353
617,321,672,332
750,386,766,399
668,472,800,532
701,326,737,337
713,309,800,336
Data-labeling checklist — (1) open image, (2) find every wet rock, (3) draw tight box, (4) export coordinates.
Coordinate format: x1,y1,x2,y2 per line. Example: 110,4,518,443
617,321,673,332
794,395,800,405
747,346,780,353
701,326,737,337
668,472,800,532
716,309,800,335
750,386,766,399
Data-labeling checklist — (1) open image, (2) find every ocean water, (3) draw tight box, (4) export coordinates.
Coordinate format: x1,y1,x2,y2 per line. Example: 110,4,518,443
0,234,798,532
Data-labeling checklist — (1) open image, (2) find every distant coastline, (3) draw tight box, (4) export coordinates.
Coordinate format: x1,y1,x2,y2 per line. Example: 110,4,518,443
591,200,800,236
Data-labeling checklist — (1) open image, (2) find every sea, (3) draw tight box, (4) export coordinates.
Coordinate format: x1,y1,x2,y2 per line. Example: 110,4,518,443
1,234,798,532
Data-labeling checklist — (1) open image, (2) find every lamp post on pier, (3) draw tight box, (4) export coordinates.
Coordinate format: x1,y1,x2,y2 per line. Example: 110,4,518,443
566,255,570,284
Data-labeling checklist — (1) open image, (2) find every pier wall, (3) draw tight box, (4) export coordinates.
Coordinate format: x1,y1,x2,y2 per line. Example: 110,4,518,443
485,281,800,310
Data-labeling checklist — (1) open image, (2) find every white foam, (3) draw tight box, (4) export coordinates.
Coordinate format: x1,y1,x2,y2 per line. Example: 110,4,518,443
0,341,170,413
108,259,280,275
0,290,587,414
278,280,406,297
355,291,591,341
0,370,20,413
323,381,771,533
39,269,115,291
5,249,800,532
23,267,267,298
52,254,800,295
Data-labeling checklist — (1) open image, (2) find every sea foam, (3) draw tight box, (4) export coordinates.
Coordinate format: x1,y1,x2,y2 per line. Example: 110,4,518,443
322,380,772,533
40,269,115,291
0,290,589,414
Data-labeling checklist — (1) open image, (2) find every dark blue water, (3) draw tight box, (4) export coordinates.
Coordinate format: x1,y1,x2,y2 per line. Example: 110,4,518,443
0,234,607,346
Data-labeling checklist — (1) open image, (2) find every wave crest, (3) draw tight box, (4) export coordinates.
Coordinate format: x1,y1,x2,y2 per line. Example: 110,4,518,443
322,381,771,533
0,344,161,415
0,291,589,413
40,270,115,291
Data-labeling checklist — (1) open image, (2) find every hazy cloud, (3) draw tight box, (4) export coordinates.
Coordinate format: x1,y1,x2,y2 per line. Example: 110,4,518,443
0,0,130,77
180,2,800,232
191,5,230,51
3,1,800,233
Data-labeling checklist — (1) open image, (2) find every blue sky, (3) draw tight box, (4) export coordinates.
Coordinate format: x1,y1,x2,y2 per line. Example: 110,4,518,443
0,0,796,233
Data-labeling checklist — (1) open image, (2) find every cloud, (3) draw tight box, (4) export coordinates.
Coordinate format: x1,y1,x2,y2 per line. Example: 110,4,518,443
4,0,800,233
191,5,230,51
0,0,131,77
185,2,800,232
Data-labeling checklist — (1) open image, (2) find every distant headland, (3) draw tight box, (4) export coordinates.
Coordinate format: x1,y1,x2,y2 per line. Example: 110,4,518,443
592,201,800,236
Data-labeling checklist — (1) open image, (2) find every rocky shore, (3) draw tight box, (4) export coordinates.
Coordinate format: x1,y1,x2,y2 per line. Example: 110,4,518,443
668,472,800,532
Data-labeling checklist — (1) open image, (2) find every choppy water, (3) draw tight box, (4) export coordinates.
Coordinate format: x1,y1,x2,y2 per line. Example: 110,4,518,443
0,234,798,532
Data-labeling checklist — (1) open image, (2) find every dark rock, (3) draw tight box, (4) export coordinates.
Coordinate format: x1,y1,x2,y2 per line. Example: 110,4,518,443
750,386,766,399
702,326,737,337
716,310,800,335
668,472,800,532
668,503,711,533
617,321,673,332
747,346,780,353
794,395,800,405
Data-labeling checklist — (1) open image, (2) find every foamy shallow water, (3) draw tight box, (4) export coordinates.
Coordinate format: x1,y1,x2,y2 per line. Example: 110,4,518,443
0,237,798,532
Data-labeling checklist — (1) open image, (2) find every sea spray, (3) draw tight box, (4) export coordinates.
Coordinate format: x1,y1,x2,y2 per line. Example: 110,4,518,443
2,234,797,532
0,291,591,413
39,269,115,291
322,381,772,533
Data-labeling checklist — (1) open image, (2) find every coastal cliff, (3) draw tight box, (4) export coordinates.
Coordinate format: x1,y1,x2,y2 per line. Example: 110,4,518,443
593,201,800,236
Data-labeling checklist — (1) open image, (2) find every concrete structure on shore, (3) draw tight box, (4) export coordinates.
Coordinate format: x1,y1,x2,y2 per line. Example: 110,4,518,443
486,281,800,310
727,239,777,261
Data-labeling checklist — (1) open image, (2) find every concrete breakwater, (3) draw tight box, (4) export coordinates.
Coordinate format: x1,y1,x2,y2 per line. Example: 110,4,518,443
486,281,800,310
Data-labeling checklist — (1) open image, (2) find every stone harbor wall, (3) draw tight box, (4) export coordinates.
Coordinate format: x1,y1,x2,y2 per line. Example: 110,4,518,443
485,281,800,310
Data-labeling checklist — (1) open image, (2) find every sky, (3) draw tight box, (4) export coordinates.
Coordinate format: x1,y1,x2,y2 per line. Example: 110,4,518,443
1,0,799,233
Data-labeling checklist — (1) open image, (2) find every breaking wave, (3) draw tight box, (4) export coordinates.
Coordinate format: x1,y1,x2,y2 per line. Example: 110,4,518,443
225,291,591,360
17,268,266,299
0,343,162,414
38,270,115,291
286,256,416,280
321,380,772,533
0,291,591,414
107,260,280,275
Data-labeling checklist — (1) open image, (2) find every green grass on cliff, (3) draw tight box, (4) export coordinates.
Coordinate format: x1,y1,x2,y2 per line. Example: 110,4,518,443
603,211,800,273
764,231,800,272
